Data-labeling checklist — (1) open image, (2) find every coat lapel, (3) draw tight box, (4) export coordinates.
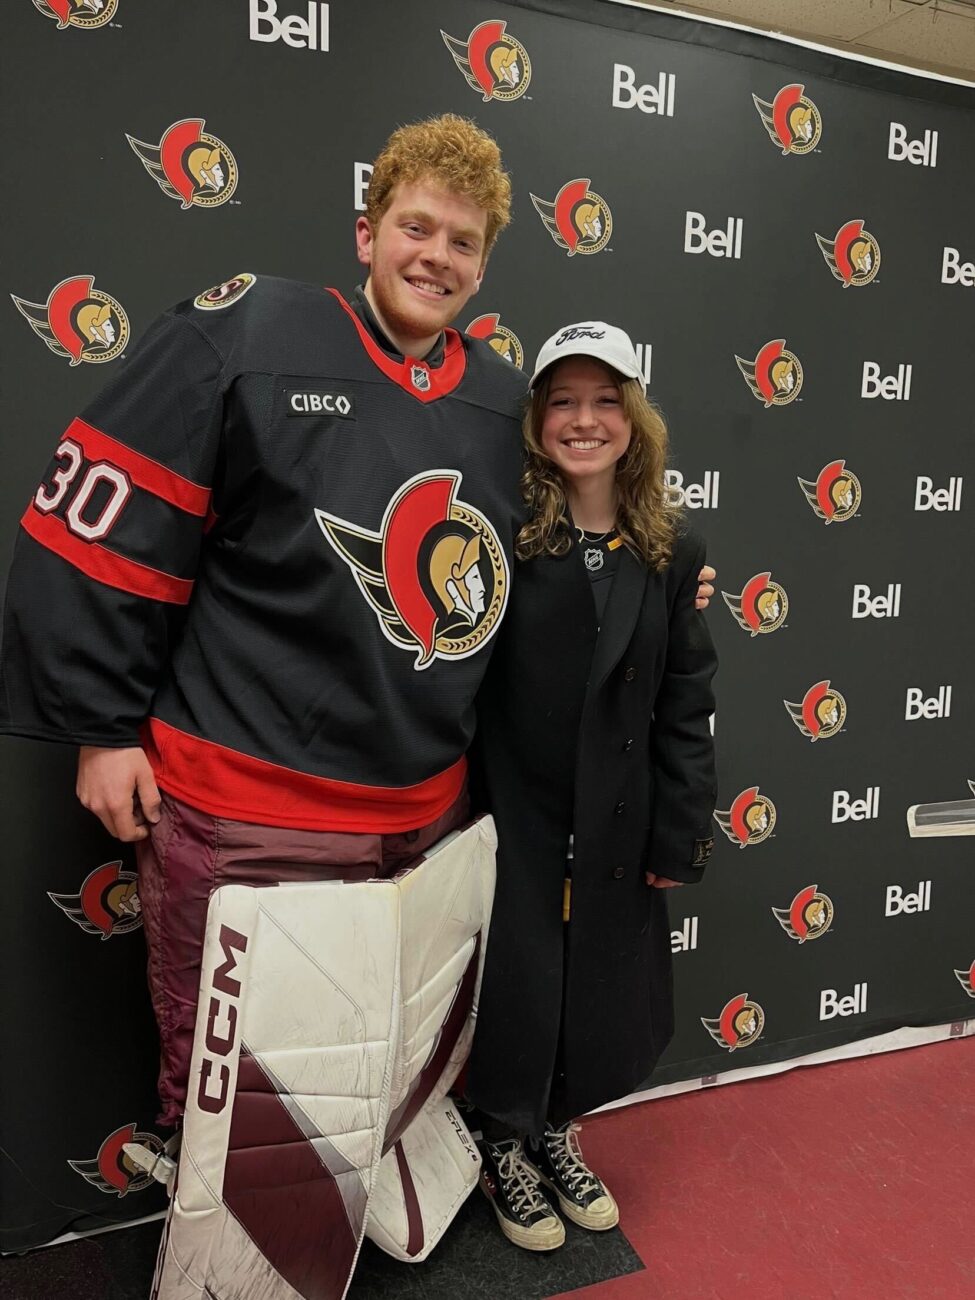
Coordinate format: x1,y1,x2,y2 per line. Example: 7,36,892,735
586,544,648,695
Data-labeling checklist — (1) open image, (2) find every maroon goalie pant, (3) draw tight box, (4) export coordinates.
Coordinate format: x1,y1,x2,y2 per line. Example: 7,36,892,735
135,787,470,1126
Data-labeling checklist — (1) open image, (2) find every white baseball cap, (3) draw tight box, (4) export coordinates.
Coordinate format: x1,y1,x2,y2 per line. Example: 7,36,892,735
529,321,645,393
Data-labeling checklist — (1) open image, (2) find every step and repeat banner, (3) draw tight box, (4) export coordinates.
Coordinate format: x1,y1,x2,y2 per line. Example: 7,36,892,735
2,0,973,1252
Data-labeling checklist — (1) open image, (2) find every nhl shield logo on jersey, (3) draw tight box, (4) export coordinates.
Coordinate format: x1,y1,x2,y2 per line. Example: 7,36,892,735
752,83,822,155
722,571,788,636
194,273,256,311
531,179,613,257
954,960,975,998
701,994,765,1052
784,679,847,742
32,0,117,28
10,275,129,366
735,338,802,407
815,219,881,287
315,471,509,671
68,1123,165,1197
126,118,238,209
798,459,862,524
48,860,142,938
465,313,525,369
772,884,834,943
441,20,531,102
714,786,776,848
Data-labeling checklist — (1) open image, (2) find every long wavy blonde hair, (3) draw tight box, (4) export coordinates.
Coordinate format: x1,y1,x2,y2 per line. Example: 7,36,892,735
517,364,679,570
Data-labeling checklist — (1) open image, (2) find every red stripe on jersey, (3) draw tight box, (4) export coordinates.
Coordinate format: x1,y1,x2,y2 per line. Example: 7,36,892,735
21,508,193,605
327,289,467,402
142,717,468,832
67,418,211,516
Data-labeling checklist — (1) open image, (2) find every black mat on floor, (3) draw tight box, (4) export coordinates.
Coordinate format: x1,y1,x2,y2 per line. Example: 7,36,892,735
0,1190,644,1300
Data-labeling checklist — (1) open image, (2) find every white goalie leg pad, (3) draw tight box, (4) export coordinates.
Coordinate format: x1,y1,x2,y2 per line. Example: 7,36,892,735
365,814,497,1261
152,877,403,1300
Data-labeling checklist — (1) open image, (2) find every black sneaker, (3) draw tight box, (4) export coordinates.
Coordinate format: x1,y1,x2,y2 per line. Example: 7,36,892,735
478,1136,566,1251
525,1123,619,1230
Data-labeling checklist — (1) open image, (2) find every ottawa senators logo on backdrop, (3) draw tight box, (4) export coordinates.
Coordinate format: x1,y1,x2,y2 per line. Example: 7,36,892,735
10,275,128,365
701,994,765,1052
126,118,238,209
772,884,834,943
48,861,141,938
797,459,862,524
784,680,847,741
752,83,822,154
714,787,776,848
722,571,788,636
465,313,524,368
316,471,509,671
735,338,802,407
531,179,613,256
954,960,975,997
68,1123,164,1197
33,0,117,28
815,219,881,287
441,20,531,102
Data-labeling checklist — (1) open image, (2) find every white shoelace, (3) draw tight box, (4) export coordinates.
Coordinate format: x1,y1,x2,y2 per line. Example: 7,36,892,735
545,1123,600,1197
494,1142,551,1216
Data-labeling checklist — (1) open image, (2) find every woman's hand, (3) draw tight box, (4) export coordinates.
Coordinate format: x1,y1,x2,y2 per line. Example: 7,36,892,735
695,565,716,610
645,871,683,888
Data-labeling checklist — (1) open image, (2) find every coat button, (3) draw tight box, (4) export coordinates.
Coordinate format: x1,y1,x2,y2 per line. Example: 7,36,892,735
622,738,634,752
614,802,626,815
613,866,625,879
624,666,637,682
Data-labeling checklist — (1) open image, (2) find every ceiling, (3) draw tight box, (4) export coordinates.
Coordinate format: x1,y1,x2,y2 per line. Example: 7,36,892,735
625,0,975,82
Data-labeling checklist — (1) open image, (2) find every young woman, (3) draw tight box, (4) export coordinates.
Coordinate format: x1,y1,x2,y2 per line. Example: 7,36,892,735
466,322,718,1251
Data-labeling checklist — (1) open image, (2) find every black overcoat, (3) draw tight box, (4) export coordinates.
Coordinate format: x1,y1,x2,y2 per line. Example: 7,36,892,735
467,528,717,1136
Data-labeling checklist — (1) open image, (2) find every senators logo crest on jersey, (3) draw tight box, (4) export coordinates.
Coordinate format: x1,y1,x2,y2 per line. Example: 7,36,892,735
701,994,765,1052
316,471,509,671
784,679,847,742
815,219,881,287
531,179,613,257
194,273,256,311
772,884,834,943
126,118,238,209
954,960,975,998
752,83,822,154
798,459,862,524
441,20,531,102
33,0,117,28
68,1123,165,1197
722,571,788,636
736,338,802,407
466,313,525,369
11,275,129,366
714,787,776,848
48,860,142,938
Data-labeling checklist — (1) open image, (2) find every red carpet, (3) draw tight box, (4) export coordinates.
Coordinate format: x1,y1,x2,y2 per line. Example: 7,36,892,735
558,1036,975,1299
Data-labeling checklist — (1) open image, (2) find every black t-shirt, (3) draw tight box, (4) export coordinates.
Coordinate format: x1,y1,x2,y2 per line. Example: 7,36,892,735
578,529,622,621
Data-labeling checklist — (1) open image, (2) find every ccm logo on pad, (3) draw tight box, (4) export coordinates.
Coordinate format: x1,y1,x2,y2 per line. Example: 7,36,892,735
286,389,355,417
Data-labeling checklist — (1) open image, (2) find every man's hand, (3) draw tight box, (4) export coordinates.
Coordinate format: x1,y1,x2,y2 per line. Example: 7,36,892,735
77,746,161,842
645,871,684,889
696,564,716,610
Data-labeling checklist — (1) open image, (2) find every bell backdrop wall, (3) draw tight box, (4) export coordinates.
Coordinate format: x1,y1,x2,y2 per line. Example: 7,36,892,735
1,0,973,1251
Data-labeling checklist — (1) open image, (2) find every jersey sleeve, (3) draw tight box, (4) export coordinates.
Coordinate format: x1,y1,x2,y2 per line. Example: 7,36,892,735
0,311,224,747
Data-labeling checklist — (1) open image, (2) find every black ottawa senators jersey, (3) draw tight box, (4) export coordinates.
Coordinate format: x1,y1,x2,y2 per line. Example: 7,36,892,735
0,277,526,831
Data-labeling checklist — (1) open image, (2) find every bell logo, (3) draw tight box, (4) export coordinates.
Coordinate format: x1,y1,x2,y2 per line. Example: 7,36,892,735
354,162,373,212
851,583,901,619
820,982,868,1020
861,362,912,400
249,0,330,50
885,881,931,916
671,915,699,953
635,343,652,387
684,212,743,259
905,686,952,721
942,248,975,286
612,64,676,116
664,469,719,509
888,122,938,167
915,476,963,511
832,787,880,823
